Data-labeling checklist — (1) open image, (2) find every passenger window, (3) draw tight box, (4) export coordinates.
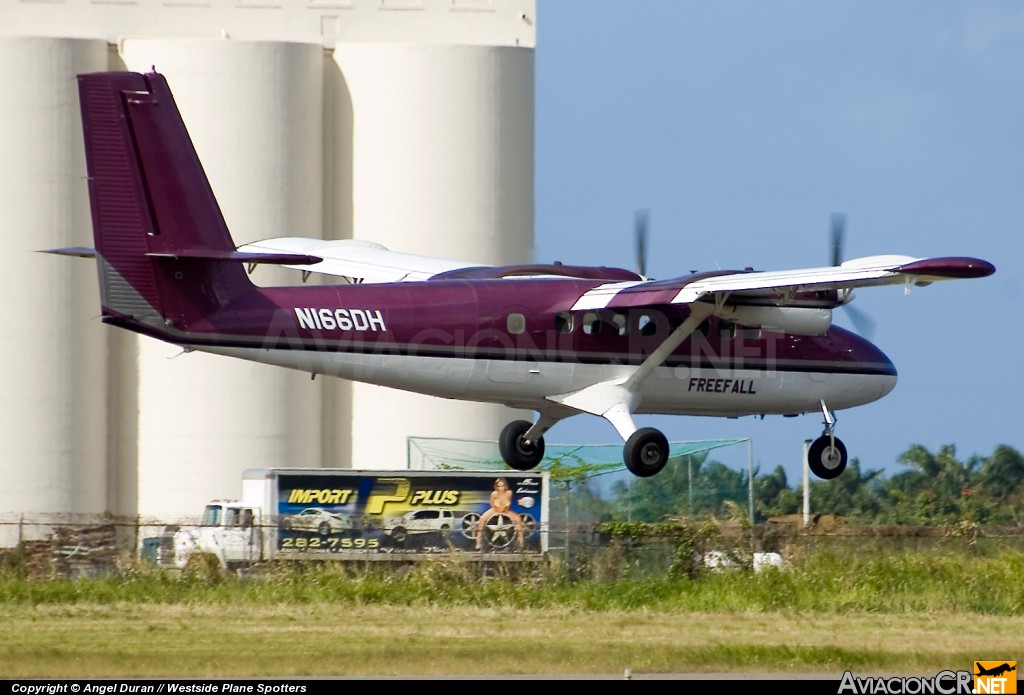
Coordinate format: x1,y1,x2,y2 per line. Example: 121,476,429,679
742,326,761,340
554,312,573,334
507,313,526,335
719,320,736,340
696,319,711,337
638,314,657,337
612,313,628,336
582,312,601,335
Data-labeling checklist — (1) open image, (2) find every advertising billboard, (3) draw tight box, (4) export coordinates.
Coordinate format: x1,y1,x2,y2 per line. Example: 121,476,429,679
274,471,548,556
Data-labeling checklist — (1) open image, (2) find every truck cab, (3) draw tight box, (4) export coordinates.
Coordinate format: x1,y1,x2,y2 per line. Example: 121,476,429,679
163,500,262,570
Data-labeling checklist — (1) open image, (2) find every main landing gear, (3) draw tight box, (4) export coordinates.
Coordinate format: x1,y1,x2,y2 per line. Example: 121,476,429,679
806,400,848,480
498,420,546,471
499,419,672,478
623,428,669,478
499,400,849,482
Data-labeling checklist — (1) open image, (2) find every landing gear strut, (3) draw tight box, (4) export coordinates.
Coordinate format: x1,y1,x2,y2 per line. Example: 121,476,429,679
806,400,848,480
499,420,546,471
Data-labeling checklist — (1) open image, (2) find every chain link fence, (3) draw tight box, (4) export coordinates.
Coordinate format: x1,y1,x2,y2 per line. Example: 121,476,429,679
2,511,1022,581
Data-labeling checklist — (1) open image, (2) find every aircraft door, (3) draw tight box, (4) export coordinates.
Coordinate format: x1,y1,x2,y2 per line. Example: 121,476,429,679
486,305,539,384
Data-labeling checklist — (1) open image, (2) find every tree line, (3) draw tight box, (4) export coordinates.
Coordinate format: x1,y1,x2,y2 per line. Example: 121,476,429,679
559,443,1024,526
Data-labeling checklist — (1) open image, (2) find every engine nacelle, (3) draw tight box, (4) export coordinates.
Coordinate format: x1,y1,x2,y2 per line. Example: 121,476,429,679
714,306,833,336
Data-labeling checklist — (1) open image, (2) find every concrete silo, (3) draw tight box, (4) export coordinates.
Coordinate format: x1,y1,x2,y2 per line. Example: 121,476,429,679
0,37,112,539
330,43,534,468
0,1,536,525
118,39,326,518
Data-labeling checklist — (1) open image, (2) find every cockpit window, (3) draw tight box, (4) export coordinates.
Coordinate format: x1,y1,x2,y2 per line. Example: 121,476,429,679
201,505,222,527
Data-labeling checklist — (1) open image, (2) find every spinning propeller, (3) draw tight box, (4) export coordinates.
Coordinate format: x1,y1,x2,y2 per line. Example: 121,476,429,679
629,209,875,337
635,208,649,278
830,212,877,339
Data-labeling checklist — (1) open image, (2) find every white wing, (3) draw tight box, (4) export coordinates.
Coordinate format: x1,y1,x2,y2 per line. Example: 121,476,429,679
237,237,487,283
573,255,996,310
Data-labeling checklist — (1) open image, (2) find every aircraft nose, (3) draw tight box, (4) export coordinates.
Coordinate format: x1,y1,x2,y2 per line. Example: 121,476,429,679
830,329,898,407
879,368,898,399
863,337,898,400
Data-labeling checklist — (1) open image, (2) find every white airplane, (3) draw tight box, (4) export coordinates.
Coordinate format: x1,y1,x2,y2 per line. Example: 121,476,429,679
51,71,995,481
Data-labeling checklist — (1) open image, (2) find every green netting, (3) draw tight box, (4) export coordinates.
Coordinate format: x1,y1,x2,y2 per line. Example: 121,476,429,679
407,437,749,480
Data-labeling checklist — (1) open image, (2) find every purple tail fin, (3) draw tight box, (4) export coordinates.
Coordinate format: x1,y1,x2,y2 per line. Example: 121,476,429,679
78,71,253,334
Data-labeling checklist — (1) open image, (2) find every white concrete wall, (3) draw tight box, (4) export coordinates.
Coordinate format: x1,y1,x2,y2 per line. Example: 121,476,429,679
0,37,110,539
120,39,326,518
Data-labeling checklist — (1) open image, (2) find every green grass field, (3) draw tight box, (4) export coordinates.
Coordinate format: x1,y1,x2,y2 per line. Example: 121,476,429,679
2,548,1022,678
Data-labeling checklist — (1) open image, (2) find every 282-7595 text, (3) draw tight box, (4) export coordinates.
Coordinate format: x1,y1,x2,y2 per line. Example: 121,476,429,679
279,537,379,551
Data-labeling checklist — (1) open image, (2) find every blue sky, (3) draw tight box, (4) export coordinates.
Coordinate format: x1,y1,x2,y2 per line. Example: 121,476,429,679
533,1,1024,484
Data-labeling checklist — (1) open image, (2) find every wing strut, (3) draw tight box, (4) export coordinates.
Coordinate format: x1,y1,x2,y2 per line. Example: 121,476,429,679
548,304,714,439
624,303,714,391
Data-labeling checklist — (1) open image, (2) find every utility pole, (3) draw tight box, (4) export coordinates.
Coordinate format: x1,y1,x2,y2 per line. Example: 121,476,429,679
802,439,812,526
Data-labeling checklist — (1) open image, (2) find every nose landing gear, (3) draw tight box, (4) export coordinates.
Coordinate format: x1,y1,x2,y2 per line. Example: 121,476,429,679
807,400,848,480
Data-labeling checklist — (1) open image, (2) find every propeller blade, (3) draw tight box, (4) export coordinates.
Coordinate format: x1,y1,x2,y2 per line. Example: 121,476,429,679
829,211,875,338
830,212,847,267
635,208,649,278
843,303,877,341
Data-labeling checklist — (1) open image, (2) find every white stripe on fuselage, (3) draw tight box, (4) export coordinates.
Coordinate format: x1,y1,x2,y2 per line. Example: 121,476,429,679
570,281,644,311
197,346,896,417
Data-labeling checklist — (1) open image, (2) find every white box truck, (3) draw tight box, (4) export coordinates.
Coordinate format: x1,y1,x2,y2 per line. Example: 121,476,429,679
160,469,550,570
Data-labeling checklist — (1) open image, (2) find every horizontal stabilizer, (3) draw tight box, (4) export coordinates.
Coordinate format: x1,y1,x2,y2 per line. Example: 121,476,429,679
39,246,322,267
39,247,97,258
146,249,323,266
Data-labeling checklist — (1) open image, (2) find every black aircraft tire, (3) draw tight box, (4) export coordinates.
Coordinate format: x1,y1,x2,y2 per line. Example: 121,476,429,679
624,428,670,478
499,420,545,471
807,435,848,480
